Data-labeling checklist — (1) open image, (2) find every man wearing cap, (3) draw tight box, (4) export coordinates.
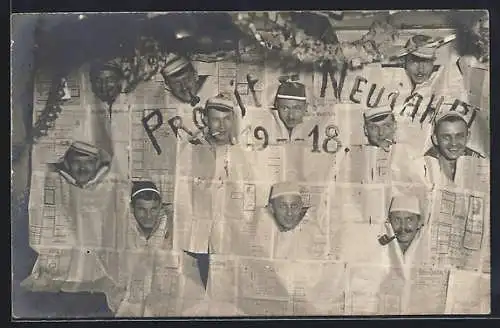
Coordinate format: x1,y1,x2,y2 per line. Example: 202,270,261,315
207,181,340,316
374,194,457,315
241,77,341,184
395,34,466,115
161,53,203,106
50,141,112,189
109,181,179,317
126,181,173,249
89,60,125,108
424,110,487,187
199,93,239,146
337,105,426,184
380,195,425,257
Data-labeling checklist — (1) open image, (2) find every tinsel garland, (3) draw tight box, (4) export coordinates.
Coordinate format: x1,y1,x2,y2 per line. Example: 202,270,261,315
231,12,400,69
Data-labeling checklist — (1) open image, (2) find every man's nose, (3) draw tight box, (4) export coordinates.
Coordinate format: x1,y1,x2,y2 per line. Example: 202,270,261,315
449,136,459,146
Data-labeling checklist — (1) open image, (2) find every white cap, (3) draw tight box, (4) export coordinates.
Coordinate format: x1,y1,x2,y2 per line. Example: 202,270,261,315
394,34,437,60
68,141,100,157
363,105,393,121
205,93,234,113
162,53,190,76
389,195,421,216
269,182,301,200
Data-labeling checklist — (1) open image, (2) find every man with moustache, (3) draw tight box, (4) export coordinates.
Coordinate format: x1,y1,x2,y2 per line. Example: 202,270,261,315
51,141,112,189
424,110,485,187
89,61,125,110
268,182,307,232
337,105,426,184
396,33,467,116
379,195,424,257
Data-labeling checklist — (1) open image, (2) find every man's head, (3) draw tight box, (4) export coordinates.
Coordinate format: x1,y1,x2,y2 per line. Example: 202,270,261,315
63,142,102,185
363,105,397,151
90,62,123,104
130,181,162,230
388,195,422,251
203,94,235,145
268,182,305,231
274,82,307,130
403,35,437,85
161,54,199,104
432,111,470,160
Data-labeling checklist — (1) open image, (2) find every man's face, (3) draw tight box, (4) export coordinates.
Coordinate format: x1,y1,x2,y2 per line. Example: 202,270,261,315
92,69,122,103
434,120,469,160
405,54,435,85
66,152,99,185
206,108,234,145
276,98,307,129
165,66,198,103
389,211,420,245
364,114,396,151
133,199,161,229
270,194,304,230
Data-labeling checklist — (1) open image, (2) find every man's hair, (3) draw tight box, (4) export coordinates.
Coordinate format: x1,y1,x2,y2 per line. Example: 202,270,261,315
131,190,161,207
365,113,395,124
433,115,468,135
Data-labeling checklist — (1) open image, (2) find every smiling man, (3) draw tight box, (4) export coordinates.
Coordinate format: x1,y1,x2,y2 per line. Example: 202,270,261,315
128,180,172,248
424,110,484,185
202,94,237,146
268,182,306,232
387,195,423,254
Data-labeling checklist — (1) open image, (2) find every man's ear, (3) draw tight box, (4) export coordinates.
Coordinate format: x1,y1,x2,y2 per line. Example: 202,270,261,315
267,201,274,215
201,113,208,127
363,124,368,137
431,133,438,147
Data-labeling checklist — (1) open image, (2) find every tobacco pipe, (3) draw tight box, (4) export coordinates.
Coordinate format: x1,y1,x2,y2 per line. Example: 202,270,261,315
378,234,397,246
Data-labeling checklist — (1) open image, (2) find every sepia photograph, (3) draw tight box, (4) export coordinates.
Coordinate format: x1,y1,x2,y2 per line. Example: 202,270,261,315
11,9,490,318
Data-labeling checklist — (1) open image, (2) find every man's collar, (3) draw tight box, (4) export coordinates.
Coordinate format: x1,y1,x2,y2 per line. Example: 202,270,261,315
424,145,485,159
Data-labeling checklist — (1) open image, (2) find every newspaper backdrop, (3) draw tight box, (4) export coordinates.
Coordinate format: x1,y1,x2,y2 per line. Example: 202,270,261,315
21,11,490,317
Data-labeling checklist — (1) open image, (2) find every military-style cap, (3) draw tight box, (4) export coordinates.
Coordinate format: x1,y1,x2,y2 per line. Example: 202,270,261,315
131,180,160,199
205,93,234,113
269,182,301,200
389,195,421,215
434,110,468,125
363,105,393,121
275,81,306,101
162,53,191,76
68,141,101,157
402,34,437,59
